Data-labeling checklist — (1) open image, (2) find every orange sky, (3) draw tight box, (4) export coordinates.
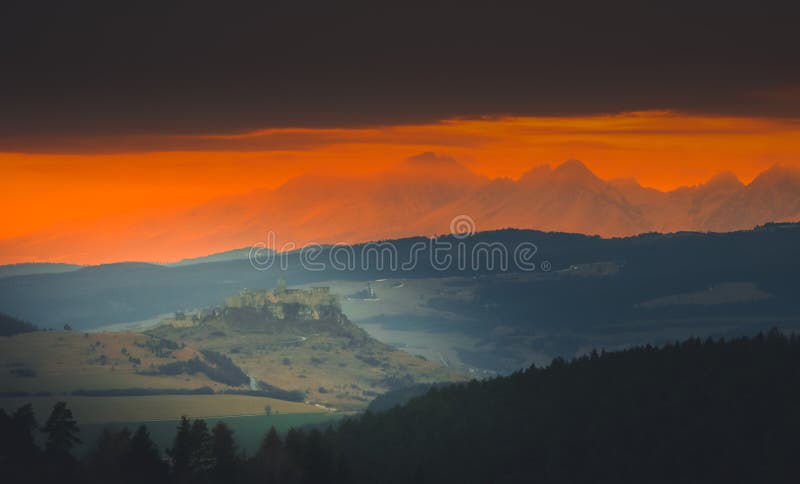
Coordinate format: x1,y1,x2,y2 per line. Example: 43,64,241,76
2,110,800,248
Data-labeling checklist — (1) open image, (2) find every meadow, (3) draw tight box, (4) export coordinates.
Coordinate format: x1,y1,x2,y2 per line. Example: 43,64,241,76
0,394,324,424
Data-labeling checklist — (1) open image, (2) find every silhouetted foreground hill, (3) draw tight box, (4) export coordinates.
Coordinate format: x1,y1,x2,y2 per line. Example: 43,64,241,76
333,330,800,483
4,331,798,483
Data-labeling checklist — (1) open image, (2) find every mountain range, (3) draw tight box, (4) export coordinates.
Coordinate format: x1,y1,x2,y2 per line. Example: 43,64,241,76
2,154,800,264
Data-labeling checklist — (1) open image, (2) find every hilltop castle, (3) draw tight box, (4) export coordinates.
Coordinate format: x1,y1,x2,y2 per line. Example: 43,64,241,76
224,285,341,321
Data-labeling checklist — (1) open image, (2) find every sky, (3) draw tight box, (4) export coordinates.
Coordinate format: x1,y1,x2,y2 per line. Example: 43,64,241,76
4,111,800,242
1,2,799,261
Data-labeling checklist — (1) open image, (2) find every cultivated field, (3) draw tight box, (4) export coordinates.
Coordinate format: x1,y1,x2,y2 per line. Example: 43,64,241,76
0,394,323,424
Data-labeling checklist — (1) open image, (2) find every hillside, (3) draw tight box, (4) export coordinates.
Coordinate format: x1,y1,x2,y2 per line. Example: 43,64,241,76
0,287,460,413
0,327,338,425
0,330,244,395
3,223,800,332
327,330,800,483
3,224,800,377
146,286,461,409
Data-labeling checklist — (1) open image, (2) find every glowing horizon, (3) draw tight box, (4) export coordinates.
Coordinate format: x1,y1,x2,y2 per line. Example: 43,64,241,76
3,111,800,264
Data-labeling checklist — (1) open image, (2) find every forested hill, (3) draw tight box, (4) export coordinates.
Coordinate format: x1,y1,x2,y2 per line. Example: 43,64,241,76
334,330,800,483
3,222,800,330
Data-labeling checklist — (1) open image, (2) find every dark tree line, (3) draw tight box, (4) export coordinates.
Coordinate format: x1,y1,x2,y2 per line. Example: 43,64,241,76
3,329,800,483
0,403,347,484
0,401,83,484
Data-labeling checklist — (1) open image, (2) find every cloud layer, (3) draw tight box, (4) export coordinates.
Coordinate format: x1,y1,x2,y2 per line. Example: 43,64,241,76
1,1,799,141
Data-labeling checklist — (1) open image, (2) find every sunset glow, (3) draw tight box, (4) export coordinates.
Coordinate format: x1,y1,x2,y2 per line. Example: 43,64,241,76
3,111,800,264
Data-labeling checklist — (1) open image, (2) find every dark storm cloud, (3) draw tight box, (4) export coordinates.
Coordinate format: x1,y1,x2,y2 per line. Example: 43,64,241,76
1,1,798,141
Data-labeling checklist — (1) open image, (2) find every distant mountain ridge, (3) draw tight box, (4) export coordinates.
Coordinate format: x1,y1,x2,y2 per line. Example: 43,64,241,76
3,222,800,331
170,157,800,245
0,262,82,279
1,156,799,264
418,160,800,237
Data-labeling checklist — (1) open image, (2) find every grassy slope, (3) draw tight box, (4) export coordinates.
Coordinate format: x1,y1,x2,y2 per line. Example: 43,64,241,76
148,313,462,410
0,330,225,394
0,330,326,422
0,310,461,416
